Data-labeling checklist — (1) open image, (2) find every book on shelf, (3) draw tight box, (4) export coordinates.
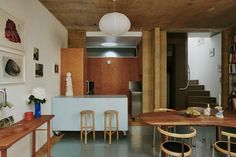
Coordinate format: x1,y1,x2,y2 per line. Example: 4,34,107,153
230,52,236,63
229,64,236,74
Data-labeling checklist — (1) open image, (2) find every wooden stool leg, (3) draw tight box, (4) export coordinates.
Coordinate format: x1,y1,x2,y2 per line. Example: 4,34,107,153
116,112,119,140
92,112,95,140
104,112,106,140
85,113,87,144
109,112,112,144
80,113,83,141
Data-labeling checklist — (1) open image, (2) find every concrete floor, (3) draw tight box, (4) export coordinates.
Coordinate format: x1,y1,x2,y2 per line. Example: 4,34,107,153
51,126,227,157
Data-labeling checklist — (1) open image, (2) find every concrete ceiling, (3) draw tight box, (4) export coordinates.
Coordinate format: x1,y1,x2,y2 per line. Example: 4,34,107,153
39,0,236,47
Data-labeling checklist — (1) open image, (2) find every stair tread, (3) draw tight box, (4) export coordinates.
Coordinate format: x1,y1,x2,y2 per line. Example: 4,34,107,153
188,96,215,98
187,90,210,92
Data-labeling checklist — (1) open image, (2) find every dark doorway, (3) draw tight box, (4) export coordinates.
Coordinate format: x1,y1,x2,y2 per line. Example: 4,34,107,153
167,33,188,110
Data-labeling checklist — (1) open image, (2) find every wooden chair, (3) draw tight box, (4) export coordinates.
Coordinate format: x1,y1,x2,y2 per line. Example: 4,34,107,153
212,130,236,157
80,110,95,144
158,126,196,157
104,110,119,144
153,108,176,147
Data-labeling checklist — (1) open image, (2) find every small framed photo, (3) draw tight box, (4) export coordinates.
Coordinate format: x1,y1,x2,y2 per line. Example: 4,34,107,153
0,8,25,52
33,47,39,60
54,64,59,73
209,48,215,57
0,49,25,84
35,63,43,77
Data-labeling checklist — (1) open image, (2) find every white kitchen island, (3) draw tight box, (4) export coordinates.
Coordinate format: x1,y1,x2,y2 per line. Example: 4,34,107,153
52,95,128,133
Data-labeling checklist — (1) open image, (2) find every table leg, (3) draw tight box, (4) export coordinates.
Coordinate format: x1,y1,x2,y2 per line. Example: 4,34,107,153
47,120,51,157
1,149,7,157
32,130,36,157
216,126,221,141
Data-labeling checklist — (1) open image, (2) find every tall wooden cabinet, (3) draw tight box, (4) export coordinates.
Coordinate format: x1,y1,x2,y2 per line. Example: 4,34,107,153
61,48,87,95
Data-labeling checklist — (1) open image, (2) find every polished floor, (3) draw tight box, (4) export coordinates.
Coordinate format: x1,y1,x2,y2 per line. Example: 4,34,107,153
50,126,229,157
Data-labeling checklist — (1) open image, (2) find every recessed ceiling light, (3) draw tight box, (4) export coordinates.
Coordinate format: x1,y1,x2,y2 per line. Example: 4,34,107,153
101,42,118,47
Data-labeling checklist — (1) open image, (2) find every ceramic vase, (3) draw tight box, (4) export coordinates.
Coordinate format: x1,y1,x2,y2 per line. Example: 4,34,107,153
34,102,41,118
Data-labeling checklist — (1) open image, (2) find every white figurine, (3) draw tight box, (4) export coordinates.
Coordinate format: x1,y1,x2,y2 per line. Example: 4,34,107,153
215,105,224,118
204,104,211,116
65,72,74,96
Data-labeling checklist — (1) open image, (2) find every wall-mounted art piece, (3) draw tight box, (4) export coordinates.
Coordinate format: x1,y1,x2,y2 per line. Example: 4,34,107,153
0,8,25,52
35,63,43,78
0,49,25,84
54,64,59,73
33,47,39,60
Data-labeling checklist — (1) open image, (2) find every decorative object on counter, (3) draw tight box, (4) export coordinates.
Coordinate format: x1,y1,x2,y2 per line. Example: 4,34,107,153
65,72,74,96
203,104,211,116
28,87,46,118
215,105,224,118
24,112,33,121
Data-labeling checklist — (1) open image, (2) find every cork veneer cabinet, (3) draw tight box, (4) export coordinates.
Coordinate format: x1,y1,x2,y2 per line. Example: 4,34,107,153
61,48,87,95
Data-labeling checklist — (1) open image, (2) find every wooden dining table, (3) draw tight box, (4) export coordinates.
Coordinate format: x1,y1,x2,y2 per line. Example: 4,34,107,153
139,110,236,139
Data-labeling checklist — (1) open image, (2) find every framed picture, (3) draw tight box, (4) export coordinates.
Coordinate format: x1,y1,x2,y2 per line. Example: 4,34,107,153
0,49,25,84
0,8,25,52
54,64,59,73
35,63,43,77
33,47,39,60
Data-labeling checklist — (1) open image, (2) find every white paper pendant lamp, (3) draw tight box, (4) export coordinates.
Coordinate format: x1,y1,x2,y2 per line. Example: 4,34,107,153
99,12,131,36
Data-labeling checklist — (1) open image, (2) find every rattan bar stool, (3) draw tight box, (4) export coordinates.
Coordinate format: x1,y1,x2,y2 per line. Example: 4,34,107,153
104,110,119,144
80,110,95,144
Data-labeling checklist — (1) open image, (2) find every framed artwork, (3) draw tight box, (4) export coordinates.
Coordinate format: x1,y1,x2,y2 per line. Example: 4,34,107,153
0,49,25,84
54,64,59,73
33,47,39,60
0,8,25,52
35,63,43,77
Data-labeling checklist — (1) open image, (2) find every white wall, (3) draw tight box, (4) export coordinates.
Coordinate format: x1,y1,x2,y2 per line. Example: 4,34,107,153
0,0,67,156
188,33,221,103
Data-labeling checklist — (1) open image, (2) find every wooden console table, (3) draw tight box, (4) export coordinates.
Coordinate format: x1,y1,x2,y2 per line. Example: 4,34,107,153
0,115,54,157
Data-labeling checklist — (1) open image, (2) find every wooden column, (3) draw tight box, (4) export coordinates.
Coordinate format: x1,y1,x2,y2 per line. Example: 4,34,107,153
160,31,167,108
222,30,230,109
142,28,167,112
142,31,154,113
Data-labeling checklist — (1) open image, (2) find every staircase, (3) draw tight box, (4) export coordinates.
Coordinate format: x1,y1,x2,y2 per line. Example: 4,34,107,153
187,80,217,108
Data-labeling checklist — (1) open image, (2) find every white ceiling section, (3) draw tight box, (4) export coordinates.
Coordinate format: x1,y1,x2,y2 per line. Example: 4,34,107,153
86,32,142,48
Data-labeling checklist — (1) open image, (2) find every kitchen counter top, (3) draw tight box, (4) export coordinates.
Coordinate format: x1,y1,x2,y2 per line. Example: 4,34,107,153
55,95,127,98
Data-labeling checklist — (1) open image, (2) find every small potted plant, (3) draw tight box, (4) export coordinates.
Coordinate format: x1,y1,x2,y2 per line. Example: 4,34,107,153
28,87,46,118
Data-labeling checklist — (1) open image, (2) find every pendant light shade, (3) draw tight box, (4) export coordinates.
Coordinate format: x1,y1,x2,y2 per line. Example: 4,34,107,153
99,12,131,36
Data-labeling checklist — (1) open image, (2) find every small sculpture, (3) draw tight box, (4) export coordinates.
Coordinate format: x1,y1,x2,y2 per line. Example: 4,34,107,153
203,104,211,116
215,105,224,118
65,72,74,96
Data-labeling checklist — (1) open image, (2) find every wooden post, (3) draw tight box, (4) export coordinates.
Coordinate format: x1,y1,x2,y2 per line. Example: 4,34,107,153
1,150,7,157
47,120,51,157
32,130,36,157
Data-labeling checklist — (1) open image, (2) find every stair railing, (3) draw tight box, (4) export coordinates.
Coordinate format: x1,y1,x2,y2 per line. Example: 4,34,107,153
179,65,190,90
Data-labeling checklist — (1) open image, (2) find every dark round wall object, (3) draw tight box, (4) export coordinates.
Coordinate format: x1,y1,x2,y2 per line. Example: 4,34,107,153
4,59,21,76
